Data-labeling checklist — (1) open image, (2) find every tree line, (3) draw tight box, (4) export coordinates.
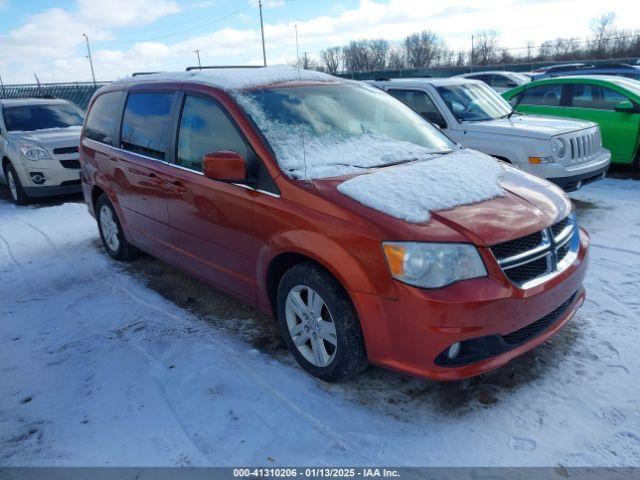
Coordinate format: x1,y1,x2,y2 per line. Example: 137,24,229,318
294,12,640,73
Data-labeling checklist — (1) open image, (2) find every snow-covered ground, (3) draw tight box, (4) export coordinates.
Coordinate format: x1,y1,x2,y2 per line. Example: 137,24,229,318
0,178,639,467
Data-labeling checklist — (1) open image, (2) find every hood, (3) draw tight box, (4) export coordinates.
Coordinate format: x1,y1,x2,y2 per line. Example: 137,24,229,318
313,163,571,247
8,126,82,150
464,115,595,140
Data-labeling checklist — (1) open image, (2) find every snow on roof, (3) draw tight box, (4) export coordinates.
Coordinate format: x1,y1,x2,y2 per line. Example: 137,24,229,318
337,151,505,223
114,66,340,91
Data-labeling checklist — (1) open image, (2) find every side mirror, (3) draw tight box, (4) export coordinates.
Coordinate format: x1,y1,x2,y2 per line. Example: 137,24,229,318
203,151,246,182
614,100,635,113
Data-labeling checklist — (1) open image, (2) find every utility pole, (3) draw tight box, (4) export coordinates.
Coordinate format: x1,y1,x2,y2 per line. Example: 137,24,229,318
194,49,202,68
83,33,97,86
258,0,267,66
470,34,474,72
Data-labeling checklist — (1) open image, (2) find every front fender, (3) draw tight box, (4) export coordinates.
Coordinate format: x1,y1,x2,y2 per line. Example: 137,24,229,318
257,229,379,299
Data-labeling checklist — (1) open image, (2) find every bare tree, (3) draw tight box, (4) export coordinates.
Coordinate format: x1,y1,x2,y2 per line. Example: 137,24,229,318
342,39,389,72
320,46,342,73
387,48,406,69
404,31,442,68
590,12,616,57
369,39,390,70
473,31,500,66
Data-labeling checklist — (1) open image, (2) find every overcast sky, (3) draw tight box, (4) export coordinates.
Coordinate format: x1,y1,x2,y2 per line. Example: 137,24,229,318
0,0,637,84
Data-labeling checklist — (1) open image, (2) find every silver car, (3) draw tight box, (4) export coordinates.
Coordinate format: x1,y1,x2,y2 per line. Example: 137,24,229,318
0,98,84,204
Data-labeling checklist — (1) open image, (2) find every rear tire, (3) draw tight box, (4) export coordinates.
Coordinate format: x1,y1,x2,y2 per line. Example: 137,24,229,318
96,193,137,261
277,262,368,382
3,163,28,205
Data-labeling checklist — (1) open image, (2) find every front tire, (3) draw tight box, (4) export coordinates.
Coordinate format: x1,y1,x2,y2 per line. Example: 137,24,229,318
4,163,28,205
277,262,368,382
96,193,137,261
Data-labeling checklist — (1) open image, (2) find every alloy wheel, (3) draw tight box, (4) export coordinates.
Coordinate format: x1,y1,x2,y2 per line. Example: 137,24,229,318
285,285,338,367
7,169,17,201
99,205,120,252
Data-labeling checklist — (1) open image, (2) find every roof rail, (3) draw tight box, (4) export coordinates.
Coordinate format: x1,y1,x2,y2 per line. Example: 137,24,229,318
185,65,264,71
132,71,164,76
595,63,637,69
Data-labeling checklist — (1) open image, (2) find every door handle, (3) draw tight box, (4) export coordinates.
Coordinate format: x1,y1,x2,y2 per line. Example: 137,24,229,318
147,173,164,185
169,180,187,195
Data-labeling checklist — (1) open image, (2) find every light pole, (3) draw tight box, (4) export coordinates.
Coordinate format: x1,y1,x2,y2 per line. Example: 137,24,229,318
194,49,202,68
258,0,267,66
83,33,97,86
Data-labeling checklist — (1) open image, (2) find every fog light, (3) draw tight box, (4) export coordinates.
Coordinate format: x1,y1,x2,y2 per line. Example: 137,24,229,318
447,342,461,360
29,172,46,185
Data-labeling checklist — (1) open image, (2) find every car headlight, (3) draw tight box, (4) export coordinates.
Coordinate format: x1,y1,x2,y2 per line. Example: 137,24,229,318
382,242,487,288
20,143,52,161
551,138,566,159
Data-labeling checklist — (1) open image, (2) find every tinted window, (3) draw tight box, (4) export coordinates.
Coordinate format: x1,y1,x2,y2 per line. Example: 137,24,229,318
570,84,628,110
121,92,174,160
85,92,121,145
2,103,84,132
490,75,517,88
388,89,446,127
177,95,253,172
517,84,563,106
467,74,488,84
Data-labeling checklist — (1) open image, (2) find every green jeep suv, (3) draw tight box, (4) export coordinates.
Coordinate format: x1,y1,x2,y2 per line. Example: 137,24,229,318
503,76,640,170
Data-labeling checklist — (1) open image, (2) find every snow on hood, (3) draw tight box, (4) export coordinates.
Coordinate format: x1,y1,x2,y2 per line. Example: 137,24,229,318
116,66,338,91
466,115,595,140
235,94,450,179
336,151,506,223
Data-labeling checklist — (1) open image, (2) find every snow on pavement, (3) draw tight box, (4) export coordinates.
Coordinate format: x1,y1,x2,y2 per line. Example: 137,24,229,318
0,178,639,467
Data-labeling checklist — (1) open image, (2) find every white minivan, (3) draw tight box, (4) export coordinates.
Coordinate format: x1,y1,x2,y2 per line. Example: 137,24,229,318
372,78,611,191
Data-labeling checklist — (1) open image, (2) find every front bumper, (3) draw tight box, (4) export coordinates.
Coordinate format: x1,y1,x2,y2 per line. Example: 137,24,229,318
526,150,611,192
15,159,82,198
352,228,589,381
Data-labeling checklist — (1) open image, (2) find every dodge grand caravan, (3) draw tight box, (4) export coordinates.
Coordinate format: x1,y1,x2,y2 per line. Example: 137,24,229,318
79,67,589,382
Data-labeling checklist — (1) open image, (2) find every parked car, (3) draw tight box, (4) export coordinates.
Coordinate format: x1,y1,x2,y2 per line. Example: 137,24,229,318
530,63,640,81
372,78,610,191
502,75,640,170
80,67,589,382
455,71,531,93
0,98,84,205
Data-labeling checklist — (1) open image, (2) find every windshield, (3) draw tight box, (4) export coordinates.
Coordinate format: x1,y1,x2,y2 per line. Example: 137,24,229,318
2,103,84,132
436,82,513,122
235,82,454,179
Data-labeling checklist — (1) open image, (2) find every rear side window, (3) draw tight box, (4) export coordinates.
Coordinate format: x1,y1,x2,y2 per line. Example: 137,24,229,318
490,75,517,88
177,95,253,172
388,89,446,127
517,84,563,106
570,84,628,110
121,92,174,160
85,92,121,145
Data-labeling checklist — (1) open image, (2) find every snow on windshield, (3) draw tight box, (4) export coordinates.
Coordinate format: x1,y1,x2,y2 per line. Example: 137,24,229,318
337,151,506,223
233,83,453,180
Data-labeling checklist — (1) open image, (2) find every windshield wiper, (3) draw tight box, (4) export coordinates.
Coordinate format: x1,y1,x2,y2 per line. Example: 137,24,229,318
505,83,529,119
371,151,454,169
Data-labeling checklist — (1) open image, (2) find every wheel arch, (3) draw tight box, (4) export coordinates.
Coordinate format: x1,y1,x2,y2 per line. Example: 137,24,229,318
260,232,380,319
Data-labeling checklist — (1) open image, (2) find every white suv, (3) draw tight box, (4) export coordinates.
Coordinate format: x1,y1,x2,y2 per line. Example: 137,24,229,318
372,78,611,191
0,98,84,204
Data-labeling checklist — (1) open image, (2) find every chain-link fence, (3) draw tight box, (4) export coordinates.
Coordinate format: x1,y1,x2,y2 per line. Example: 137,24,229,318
0,82,109,111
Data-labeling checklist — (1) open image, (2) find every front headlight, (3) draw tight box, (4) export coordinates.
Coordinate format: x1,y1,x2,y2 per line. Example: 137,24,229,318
20,143,52,161
382,242,487,288
551,138,566,159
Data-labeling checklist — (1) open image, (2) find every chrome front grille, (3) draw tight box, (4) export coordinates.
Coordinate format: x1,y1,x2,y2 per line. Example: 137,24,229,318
564,128,601,164
490,214,579,288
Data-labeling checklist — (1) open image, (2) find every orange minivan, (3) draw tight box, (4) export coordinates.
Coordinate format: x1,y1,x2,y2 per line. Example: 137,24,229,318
79,67,589,382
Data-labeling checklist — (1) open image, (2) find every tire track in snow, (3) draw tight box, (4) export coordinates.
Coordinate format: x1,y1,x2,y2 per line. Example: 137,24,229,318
13,214,374,464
